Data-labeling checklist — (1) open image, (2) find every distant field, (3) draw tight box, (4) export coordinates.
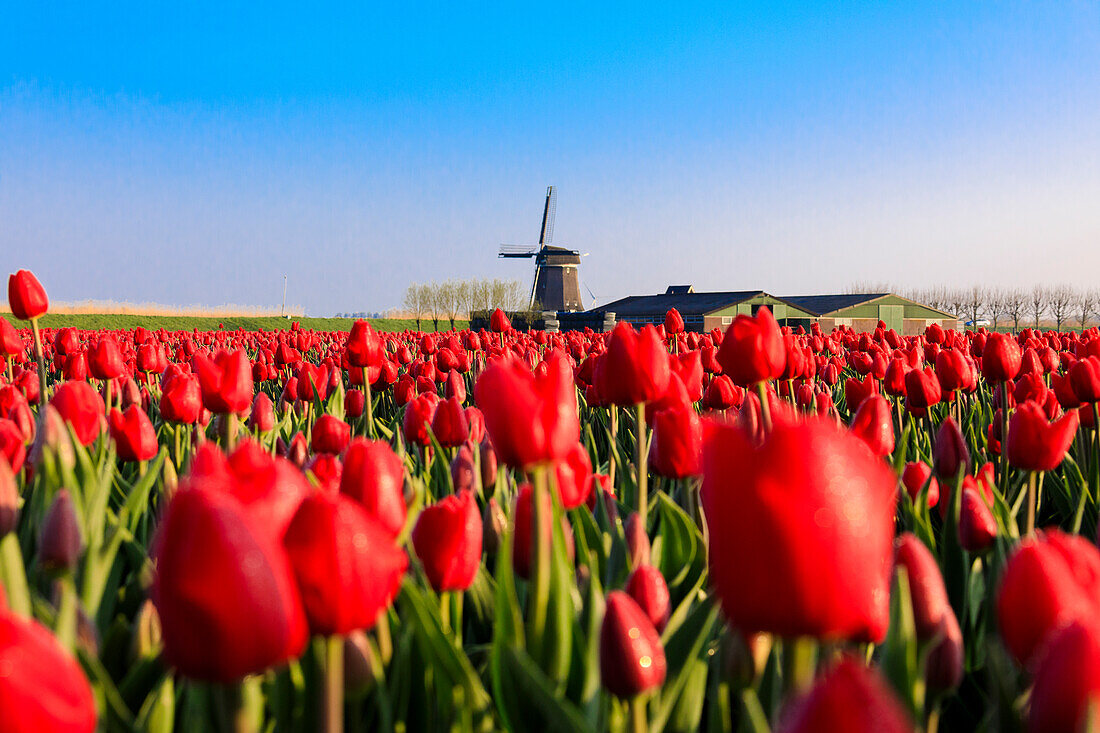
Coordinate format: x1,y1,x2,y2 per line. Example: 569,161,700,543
1,313,467,333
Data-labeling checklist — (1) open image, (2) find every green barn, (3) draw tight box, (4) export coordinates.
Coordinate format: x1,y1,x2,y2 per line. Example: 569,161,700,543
559,286,956,334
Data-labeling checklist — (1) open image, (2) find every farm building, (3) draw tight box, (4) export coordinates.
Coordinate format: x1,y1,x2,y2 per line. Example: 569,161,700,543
557,286,956,334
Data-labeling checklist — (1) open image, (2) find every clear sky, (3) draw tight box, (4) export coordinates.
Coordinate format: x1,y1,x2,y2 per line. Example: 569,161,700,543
2,2,1099,316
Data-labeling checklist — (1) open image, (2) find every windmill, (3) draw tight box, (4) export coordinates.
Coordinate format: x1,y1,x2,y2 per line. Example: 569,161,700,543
499,186,584,312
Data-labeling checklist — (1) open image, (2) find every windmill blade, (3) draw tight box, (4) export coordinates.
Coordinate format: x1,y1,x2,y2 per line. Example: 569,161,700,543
544,187,556,244
499,244,538,257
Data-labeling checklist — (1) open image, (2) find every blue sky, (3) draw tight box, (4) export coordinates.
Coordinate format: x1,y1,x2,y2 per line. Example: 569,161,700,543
2,2,1099,315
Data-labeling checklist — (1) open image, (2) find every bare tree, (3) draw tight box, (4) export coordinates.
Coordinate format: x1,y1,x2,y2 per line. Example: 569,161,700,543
1048,285,1075,332
1075,288,1098,332
1002,288,1026,333
984,288,1005,331
845,281,895,295
440,280,463,330
423,282,443,331
963,286,985,328
403,282,427,331
945,289,966,322
1029,286,1048,329
455,281,473,324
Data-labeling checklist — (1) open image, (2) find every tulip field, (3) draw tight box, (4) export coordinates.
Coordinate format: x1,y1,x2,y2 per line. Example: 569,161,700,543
6,268,1100,732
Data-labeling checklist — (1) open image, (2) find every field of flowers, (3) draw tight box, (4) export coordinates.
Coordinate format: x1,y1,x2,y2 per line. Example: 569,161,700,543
3,267,1100,732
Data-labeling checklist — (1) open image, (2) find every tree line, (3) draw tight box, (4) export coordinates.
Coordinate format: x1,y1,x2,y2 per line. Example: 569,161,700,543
402,279,535,331
846,282,1100,332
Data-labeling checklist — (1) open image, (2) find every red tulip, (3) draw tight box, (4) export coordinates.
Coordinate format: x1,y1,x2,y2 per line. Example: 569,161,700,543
715,307,786,387
702,417,896,641
599,591,667,699
152,478,308,681
89,336,125,380
108,406,158,462
624,564,671,632
194,349,253,414
702,374,743,410
1070,356,1100,403
344,319,383,369
900,461,938,507
431,396,469,448
1006,401,1079,472
249,393,276,432
648,406,702,478
544,441,589,509
599,323,671,406
0,419,26,475
848,394,894,457
402,394,437,447
844,374,877,412
997,529,1100,666
664,308,685,335
474,350,579,469
1028,621,1100,733
160,373,202,424
0,611,97,733
49,381,104,446
411,490,482,592
981,332,1022,383
932,416,969,480
893,533,949,641
489,308,511,333
7,270,48,321
340,439,407,537
283,492,407,635
312,413,351,455
904,367,942,410
511,483,574,580
0,318,23,356
344,388,365,419
776,658,913,733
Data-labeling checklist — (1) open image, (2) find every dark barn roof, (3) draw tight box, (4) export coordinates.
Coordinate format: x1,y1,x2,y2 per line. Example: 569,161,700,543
588,290,765,317
780,293,890,316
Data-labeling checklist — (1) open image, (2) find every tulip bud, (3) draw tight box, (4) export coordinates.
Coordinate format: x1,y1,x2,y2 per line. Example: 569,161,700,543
624,564,670,632
932,417,969,480
779,658,914,732
624,512,650,569
482,497,506,559
893,534,949,641
30,405,75,473
479,438,497,491
925,612,963,694
450,444,476,494
0,457,18,537
131,599,163,661
286,432,309,468
958,489,997,553
599,591,667,699
38,489,83,572
162,456,179,501
343,630,377,697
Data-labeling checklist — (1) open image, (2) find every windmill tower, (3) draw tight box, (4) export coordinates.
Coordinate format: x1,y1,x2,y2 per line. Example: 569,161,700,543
499,186,584,312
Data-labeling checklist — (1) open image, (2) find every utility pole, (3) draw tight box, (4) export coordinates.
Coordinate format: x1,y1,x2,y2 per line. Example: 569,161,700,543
281,275,287,317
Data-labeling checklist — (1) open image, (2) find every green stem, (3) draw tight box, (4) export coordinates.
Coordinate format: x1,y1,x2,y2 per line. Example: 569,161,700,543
784,636,816,695
755,382,772,434
1026,470,1038,536
635,403,648,522
375,611,393,666
323,635,344,733
0,534,31,617
30,317,48,402
363,368,374,439
55,573,78,654
628,696,648,733
527,465,552,665
608,405,618,487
